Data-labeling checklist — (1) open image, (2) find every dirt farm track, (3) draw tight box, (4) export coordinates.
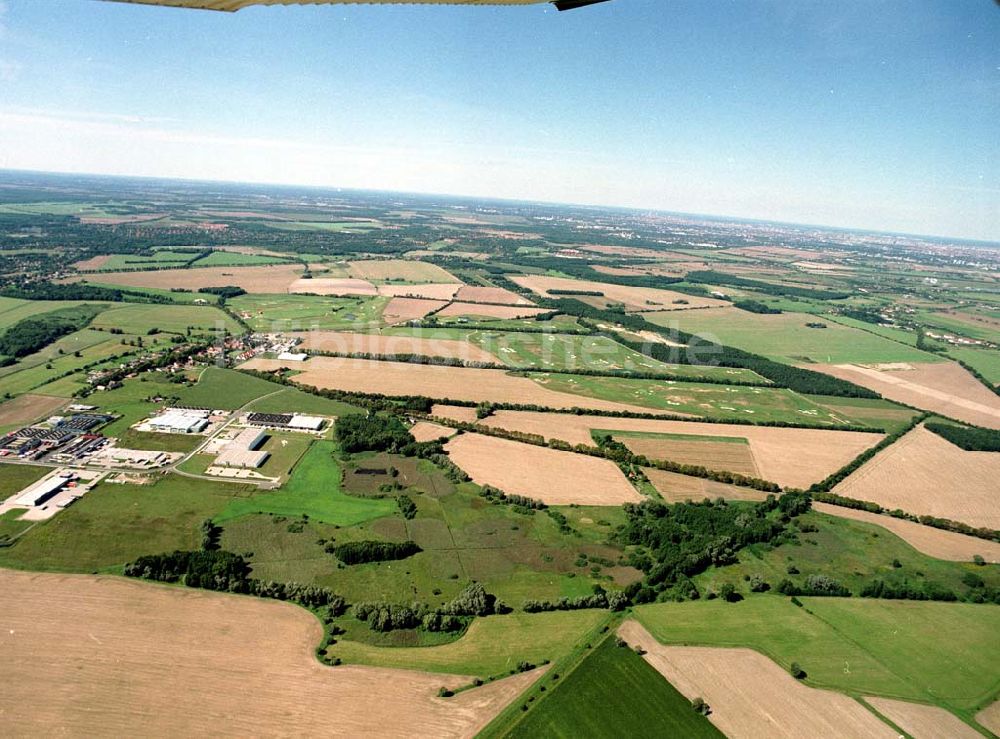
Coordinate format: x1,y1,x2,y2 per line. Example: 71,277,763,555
0,569,538,737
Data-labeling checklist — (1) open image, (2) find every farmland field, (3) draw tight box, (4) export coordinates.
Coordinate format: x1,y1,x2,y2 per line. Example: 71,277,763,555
647,307,941,365
833,425,1000,529
291,329,499,362
634,597,1000,712
64,264,309,293
90,303,241,334
503,636,723,739
532,372,895,427
331,609,608,675
511,274,728,311
619,622,897,739
813,502,1000,563
229,293,389,331
445,433,642,506
616,431,761,477
348,259,460,284
815,361,1000,429
0,569,536,737
241,356,684,414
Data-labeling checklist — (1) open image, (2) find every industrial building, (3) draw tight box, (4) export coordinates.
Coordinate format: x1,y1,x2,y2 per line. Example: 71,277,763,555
246,413,326,432
214,427,269,468
288,415,324,431
146,409,210,434
14,473,73,507
277,351,308,362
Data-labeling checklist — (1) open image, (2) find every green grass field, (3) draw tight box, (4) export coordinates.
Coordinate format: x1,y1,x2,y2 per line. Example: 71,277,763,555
189,251,291,268
646,309,941,365
531,372,902,428
0,464,50,500
214,440,396,526
947,347,1000,386
228,294,389,331
243,386,363,417
92,250,202,271
330,609,609,675
0,474,254,572
385,325,766,382
0,297,97,330
90,303,241,335
635,597,1000,712
694,509,1000,602
503,636,723,739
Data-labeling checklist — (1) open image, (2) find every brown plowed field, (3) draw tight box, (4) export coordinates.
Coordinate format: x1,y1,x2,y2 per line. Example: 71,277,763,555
642,468,769,503
477,411,883,489
348,259,460,283
242,357,671,414
813,503,1000,563
865,697,980,739
290,277,378,296
0,393,66,426
289,331,498,362
621,436,760,477
383,297,449,323
377,283,462,300
432,404,480,423
71,254,113,270
454,286,534,305
410,421,458,442
814,361,1000,430
977,700,1000,736
510,275,728,312
62,264,306,293
0,569,535,737
435,302,551,319
833,425,1000,529
445,433,642,506
618,621,897,739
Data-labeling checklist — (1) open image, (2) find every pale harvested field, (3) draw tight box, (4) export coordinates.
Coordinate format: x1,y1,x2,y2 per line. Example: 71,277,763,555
71,254,112,270
432,404,480,423
445,433,641,506
410,421,458,442
289,330,498,362
289,277,378,296
814,361,1000,430
0,569,535,738
377,283,462,300
348,259,460,283
478,411,883,489
242,357,671,414
618,621,896,739
865,697,979,739
977,700,1000,736
454,286,535,305
510,274,728,312
833,425,1000,529
580,244,668,259
622,436,760,477
643,467,769,503
435,302,551,319
383,297,449,323
64,264,306,293
0,393,66,426
813,503,1000,563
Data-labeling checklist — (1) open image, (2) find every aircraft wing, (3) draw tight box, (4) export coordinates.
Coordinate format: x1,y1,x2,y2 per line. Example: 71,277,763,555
102,0,610,10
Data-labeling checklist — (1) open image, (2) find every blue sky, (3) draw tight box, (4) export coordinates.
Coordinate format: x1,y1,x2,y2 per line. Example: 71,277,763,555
0,0,997,240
